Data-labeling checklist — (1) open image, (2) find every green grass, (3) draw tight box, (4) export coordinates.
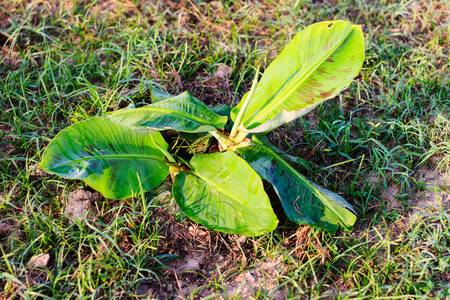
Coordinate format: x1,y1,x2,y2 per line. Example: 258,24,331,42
1,0,450,298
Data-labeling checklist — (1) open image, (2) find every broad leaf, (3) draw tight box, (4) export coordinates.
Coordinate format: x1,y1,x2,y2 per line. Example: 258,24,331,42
173,151,278,236
108,91,228,133
238,136,356,233
210,104,233,132
40,117,170,199
250,136,311,171
231,21,364,133
210,104,231,116
150,86,173,103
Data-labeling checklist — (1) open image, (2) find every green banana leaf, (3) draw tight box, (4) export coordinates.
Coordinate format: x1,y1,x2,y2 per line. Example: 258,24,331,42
231,21,364,133
172,151,279,236
150,85,173,102
40,117,170,199
210,104,231,116
249,136,311,171
237,136,356,233
108,91,228,133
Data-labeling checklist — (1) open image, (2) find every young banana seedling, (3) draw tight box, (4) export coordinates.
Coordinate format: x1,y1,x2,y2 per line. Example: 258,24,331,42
41,21,365,236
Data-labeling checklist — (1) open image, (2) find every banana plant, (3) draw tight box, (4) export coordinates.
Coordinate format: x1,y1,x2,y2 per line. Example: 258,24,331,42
40,21,364,236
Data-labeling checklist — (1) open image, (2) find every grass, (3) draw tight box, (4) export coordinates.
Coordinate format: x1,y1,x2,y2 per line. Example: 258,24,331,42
1,0,450,298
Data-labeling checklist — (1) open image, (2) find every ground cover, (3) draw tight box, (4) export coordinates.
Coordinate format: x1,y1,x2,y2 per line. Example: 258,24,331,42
0,0,449,299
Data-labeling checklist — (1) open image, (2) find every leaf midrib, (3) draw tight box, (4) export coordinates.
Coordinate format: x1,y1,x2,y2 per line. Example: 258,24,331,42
111,106,223,126
56,153,166,167
251,139,352,222
248,26,355,126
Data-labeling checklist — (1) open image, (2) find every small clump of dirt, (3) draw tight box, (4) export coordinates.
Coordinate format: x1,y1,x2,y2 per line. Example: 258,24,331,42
221,255,288,300
411,161,450,214
166,251,209,273
0,252,51,298
29,163,48,178
27,253,50,268
64,190,99,223
214,64,233,79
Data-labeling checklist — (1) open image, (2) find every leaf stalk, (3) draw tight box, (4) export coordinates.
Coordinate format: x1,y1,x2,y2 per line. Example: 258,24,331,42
229,68,259,141
150,134,176,163
209,130,233,150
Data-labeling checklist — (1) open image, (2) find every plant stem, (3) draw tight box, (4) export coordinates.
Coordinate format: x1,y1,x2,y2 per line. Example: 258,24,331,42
209,130,233,150
150,134,176,163
229,68,259,140
231,131,249,144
